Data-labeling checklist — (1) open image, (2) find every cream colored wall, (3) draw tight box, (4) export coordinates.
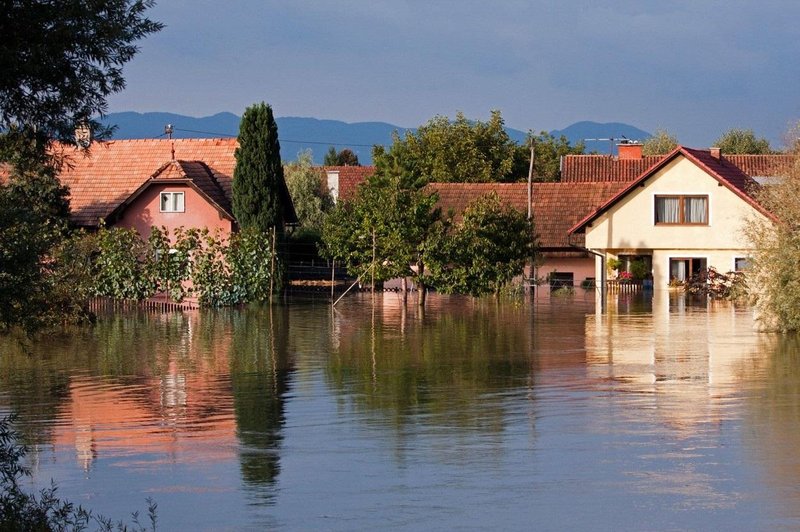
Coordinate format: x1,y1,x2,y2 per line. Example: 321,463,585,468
584,155,770,287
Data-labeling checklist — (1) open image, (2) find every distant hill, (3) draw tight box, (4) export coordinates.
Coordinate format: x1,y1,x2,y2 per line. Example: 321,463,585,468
100,112,411,165
99,112,651,163
551,121,652,154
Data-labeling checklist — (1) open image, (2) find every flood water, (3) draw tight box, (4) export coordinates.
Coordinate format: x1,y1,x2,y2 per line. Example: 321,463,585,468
2,291,800,530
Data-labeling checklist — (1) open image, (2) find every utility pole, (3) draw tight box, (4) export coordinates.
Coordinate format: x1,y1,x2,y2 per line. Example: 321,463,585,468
527,135,534,220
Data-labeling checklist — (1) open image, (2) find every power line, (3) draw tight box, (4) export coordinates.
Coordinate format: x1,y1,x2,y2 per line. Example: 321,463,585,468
171,127,381,148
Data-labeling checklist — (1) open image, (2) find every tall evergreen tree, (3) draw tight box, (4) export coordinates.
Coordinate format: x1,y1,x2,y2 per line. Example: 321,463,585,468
233,102,285,232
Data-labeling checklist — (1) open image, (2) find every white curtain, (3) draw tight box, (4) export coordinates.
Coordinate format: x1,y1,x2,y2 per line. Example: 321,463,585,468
656,197,680,223
685,197,707,223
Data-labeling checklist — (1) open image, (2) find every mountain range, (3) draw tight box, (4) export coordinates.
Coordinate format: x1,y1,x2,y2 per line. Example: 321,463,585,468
99,112,652,164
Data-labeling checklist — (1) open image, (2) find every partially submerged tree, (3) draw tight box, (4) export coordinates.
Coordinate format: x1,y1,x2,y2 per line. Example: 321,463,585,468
642,128,679,155
320,174,440,302
233,102,285,233
714,128,772,154
372,110,518,186
0,0,161,333
427,193,536,296
744,135,800,331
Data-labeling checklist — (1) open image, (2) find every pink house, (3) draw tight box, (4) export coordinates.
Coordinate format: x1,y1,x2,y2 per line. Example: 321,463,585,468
56,138,296,236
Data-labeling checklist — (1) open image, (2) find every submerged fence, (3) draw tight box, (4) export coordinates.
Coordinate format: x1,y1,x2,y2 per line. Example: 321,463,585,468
88,296,200,313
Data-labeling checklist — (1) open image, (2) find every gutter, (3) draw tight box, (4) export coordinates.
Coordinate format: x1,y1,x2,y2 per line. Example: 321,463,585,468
567,233,606,312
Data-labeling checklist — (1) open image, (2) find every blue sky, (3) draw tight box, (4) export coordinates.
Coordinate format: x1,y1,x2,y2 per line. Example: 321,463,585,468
109,0,800,148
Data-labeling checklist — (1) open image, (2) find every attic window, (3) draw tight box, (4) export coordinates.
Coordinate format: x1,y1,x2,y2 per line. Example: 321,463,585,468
160,191,185,213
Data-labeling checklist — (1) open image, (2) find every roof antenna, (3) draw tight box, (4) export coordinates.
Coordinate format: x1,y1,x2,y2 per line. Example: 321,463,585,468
165,124,175,161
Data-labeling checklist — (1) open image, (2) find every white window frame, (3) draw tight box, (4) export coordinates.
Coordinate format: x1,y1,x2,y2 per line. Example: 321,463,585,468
160,191,185,213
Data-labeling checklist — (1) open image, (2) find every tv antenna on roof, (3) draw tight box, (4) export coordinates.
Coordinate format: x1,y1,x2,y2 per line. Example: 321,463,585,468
583,135,637,154
165,124,175,161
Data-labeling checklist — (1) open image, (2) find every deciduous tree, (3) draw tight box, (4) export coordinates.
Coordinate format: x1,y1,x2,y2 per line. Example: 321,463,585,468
372,110,518,186
426,193,536,296
510,131,586,182
284,150,333,236
642,128,679,155
714,128,772,154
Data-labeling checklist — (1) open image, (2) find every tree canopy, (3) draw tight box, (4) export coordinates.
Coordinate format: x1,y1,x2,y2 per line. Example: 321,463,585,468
642,129,679,155
233,102,286,233
324,147,360,166
372,110,518,186
284,150,333,236
427,193,535,296
510,131,586,182
714,128,772,154
0,0,161,333
0,0,162,164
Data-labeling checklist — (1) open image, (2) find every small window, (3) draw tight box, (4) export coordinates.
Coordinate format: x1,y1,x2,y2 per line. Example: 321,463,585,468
549,272,574,289
734,257,749,271
655,195,708,225
160,192,185,213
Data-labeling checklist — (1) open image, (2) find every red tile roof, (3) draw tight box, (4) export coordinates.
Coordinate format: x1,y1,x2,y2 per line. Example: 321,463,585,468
569,146,775,235
426,182,626,250
533,181,628,249
561,152,795,182
55,138,296,227
322,165,376,201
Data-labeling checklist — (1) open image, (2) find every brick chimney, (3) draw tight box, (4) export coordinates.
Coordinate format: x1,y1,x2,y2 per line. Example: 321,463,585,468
709,147,721,159
617,142,642,160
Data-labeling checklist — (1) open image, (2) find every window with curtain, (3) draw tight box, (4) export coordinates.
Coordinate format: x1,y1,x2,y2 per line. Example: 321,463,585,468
160,191,185,213
655,195,707,225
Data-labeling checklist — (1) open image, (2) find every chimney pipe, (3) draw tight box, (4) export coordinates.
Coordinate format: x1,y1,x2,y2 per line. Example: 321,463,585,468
709,147,721,159
617,142,642,160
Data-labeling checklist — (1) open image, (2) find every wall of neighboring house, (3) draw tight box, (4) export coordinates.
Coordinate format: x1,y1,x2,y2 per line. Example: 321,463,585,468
115,183,234,239
583,155,770,288
536,256,595,288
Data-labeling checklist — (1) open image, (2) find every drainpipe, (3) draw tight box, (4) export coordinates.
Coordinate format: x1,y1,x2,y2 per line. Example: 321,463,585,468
568,234,606,312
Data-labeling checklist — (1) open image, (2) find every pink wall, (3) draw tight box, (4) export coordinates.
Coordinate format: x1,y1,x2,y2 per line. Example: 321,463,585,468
115,183,233,239
536,256,596,285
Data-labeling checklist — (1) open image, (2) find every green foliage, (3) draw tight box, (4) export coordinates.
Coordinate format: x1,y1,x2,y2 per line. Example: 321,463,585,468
427,192,536,296
713,128,772,154
0,415,157,531
320,174,440,285
0,171,72,333
94,225,153,300
510,131,586,182
324,147,360,166
90,226,282,307
745,148,800,330
642,128,679,155
372,110,518,185
0,0,160,333
606,257,622,272
0,0,162,145
233,102,285,233
629,259,649,280
284,150,334,236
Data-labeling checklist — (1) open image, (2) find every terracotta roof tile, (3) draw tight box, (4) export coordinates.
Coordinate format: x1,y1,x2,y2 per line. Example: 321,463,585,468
55,138,296,226
561,152,796,182
322,165,376,201
427,182,624,250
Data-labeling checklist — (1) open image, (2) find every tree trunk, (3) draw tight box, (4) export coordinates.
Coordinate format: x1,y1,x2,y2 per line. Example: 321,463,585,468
417,261,426,307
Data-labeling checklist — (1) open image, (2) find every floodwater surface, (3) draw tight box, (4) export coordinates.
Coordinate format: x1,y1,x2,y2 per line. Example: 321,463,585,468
1,291,800,530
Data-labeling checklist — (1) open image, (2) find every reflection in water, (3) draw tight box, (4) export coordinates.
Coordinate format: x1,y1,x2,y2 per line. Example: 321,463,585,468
0,293,799,529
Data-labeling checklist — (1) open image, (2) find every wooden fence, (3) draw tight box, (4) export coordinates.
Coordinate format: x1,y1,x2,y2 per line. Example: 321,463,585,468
88,296,200,313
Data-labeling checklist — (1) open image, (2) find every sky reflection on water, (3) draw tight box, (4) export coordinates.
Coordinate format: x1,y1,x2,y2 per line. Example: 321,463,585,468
1,292,799,530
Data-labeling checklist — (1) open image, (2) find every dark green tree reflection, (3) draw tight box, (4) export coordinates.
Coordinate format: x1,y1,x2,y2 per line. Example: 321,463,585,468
229,306,292,498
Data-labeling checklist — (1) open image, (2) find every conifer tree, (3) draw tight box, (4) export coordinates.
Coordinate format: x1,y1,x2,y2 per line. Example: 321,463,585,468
233,102,285,232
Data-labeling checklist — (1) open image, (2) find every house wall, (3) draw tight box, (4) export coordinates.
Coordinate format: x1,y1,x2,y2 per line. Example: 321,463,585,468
537,256,596,285
115,183,234,239
584,156,770,288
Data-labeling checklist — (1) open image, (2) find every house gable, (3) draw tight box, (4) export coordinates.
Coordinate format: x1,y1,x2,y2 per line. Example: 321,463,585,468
574,151,771,252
